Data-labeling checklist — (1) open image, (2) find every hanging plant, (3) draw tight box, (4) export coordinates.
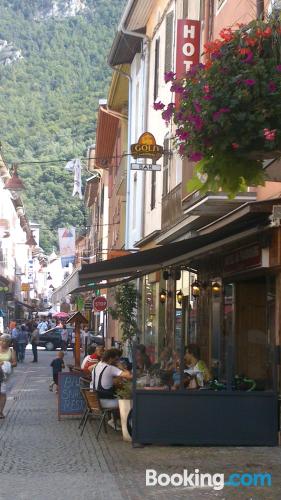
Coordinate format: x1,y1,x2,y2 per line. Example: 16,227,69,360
155,16,281,196
108,283,138,347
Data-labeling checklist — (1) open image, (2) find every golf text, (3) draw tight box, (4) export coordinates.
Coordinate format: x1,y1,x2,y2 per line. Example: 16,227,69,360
146,469,272,491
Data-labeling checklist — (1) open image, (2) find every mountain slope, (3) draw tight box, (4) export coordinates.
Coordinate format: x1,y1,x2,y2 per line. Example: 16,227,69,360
0,0,125,251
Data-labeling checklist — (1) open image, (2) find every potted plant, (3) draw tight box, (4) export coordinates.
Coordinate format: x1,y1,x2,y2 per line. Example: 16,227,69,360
155,15,281,196
116,381,133,442
109,283,138,358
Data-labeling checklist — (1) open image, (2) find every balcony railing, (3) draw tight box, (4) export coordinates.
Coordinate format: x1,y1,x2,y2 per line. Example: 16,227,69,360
162,183,183,230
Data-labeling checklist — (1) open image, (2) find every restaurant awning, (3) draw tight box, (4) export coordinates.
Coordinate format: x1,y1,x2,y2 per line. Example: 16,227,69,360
51,199,279,304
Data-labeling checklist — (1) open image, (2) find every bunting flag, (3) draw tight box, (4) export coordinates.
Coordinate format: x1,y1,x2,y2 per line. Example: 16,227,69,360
58,227,76,267
65,158,83,199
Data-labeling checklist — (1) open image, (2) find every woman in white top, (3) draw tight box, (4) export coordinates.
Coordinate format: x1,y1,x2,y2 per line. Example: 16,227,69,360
92,348,132,409
0,334,17,418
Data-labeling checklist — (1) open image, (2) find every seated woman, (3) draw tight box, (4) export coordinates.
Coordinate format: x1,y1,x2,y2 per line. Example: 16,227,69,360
184,344,211,388
172,344,211,389
135,344,151,375
91,348,132,409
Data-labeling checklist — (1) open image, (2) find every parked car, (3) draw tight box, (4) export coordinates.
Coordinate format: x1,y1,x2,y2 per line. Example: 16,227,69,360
88,332,104,346
38,326,73,351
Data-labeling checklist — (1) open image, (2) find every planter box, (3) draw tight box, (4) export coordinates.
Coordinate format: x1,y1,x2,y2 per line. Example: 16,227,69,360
119,399,132,442
133,391,279,446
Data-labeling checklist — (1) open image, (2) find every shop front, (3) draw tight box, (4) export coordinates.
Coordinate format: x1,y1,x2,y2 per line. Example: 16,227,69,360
133,201,281,446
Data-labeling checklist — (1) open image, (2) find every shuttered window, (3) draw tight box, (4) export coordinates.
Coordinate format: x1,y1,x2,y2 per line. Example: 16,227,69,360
151,170,156,210
154,38,160,101
165,12,174,73
162,137,170,196
182,0,189,18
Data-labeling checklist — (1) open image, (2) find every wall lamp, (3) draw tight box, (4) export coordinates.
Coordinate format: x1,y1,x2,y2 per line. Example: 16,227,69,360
191,280,222,298
176,289,183,305
160,288,172,304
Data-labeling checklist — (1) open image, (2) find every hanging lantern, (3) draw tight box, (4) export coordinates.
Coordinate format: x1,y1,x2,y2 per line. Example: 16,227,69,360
191,280,201,298
176,289,183,305
160,289,167,304
212,281,221,295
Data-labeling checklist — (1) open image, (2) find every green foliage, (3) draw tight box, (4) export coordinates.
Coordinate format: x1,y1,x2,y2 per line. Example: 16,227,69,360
160,16,281,196
109,283,138,345
0,0,125,252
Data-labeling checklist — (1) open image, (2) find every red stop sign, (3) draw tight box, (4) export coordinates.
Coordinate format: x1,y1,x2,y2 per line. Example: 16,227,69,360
93,296,107,312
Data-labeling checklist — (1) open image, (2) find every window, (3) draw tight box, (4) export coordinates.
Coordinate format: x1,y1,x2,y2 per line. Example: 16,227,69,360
165,12,174,73
153,38,160,101
162,137,170,196
150,170,156,210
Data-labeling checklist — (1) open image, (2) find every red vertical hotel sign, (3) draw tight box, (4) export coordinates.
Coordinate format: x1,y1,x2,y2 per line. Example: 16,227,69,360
176,19,201,78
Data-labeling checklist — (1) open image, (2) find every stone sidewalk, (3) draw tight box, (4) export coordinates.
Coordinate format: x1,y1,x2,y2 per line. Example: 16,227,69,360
0,349,280,500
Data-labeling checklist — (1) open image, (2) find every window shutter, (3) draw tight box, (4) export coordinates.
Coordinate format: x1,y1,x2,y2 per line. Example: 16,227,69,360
162,137,170,196
150,171,156,210
154,38,160,101
182,0,189,18
165,12,174,73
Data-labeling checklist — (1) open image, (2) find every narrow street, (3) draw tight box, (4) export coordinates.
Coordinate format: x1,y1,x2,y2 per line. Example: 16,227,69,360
0,349,280,500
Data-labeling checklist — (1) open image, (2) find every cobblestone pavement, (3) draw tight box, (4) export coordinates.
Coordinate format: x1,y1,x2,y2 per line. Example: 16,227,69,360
0,349,281,500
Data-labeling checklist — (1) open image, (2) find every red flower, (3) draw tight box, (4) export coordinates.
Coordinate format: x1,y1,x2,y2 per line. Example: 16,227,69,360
219,28,234,42
264,128,276,141
232,143,239,150
239,48,251,55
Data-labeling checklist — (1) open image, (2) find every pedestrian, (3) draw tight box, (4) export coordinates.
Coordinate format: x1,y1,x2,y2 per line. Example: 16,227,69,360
38,319,48,335
11,322,20,362
50,351,65,393
0,334,17,419
17,325,29,362
60,324,68,353
30,325,39,363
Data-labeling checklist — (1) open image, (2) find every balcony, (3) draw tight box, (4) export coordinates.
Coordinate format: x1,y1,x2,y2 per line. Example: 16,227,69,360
162,184,183,230
182,191,257,217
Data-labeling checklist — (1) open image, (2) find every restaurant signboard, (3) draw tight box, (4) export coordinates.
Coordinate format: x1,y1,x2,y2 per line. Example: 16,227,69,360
224,244,262,274
131,133,163,163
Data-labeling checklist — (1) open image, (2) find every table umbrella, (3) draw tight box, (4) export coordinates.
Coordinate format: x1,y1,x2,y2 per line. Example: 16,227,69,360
52,312,69,319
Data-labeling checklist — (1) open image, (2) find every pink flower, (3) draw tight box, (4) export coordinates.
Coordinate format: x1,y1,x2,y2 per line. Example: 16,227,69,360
193,101,202,113
170,82,184,94
268,81,277,93
188,114,204,131
153,101,165,110
244,79,256,86
164,71,176,83
241,51,254,64
213,107,231,121
176,128,189,141
179,143,186,156
264,128,276,141
162,103,175,122
276,65,281,72
232,143,239,150
202,94,213,100
189,151,203,162
203,84,210,93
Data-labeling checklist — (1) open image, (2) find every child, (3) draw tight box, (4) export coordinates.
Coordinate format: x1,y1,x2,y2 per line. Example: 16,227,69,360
50,351,65,393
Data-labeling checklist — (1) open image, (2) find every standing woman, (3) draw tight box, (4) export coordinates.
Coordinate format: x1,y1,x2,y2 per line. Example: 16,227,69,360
0,334,17,418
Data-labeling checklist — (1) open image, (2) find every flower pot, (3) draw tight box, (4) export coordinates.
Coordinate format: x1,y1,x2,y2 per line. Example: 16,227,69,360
118,399,132,442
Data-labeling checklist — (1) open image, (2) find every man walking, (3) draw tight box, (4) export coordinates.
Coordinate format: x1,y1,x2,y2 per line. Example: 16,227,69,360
17,325,29,362
11,322,20,362
31,325,39,363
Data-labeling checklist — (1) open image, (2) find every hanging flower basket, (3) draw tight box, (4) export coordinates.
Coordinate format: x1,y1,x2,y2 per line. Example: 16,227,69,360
155,16,281,196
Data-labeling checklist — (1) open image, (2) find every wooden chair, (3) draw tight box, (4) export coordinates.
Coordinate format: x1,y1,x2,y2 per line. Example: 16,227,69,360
79,388,117,439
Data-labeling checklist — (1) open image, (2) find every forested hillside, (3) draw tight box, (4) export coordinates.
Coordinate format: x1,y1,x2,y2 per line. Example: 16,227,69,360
0,0,125,251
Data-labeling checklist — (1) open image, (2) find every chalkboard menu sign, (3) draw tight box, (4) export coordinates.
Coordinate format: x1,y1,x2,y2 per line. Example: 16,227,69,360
58,372,86,419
